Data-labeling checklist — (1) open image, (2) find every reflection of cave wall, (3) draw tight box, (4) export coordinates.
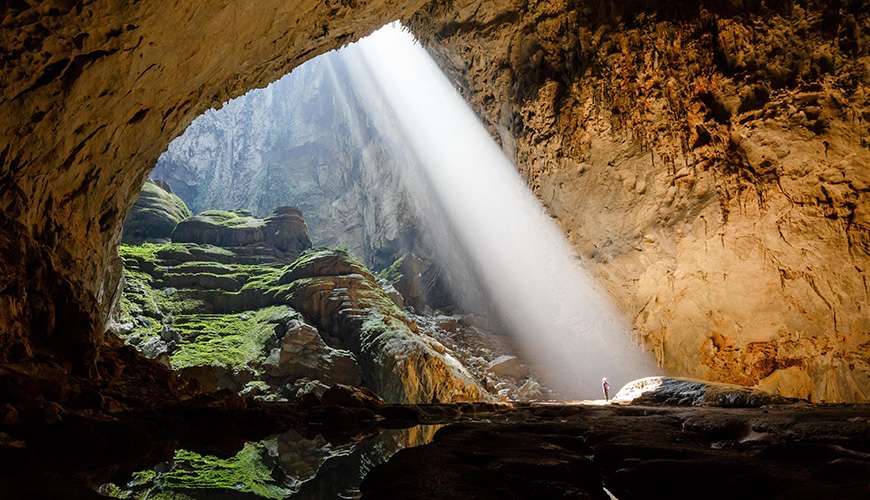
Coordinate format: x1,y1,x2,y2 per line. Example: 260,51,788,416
0,0,867,410
409,0,869,402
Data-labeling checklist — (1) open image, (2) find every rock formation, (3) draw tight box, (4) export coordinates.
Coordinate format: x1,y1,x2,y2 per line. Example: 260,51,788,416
409,0,869,402
121,180,191,243
359,398,870,500
116,204,488,403
171,207,312,253
613,376,792,407
378,253,456,313
0,0,432,417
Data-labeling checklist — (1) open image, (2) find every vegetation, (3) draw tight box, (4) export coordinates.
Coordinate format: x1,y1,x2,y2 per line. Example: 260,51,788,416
101,442,291,499
170,306,291,370
115,241,406,386
378,254,406,284
196,209,265,228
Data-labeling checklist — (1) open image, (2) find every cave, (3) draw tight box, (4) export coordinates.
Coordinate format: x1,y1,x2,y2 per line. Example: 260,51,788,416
1,1,868,498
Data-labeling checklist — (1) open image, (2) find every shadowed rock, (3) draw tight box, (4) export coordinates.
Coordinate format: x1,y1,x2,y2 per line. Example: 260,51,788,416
613,376,793,407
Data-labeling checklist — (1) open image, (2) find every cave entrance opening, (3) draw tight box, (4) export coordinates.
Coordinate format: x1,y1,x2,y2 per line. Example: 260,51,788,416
116,23,654,408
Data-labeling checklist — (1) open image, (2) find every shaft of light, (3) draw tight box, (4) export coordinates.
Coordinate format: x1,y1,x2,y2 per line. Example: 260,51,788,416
338,23,657,398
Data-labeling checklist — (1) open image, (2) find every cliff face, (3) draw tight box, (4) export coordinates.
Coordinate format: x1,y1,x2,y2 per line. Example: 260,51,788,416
409,0,869,402
150,53,418,267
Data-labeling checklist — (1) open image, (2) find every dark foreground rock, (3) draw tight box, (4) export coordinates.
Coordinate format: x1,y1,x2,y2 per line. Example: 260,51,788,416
361,402,870,500
0,400,867,499
613,376,794,407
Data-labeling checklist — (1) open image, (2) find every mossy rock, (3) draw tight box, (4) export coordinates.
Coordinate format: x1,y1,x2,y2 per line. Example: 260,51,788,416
121,180,192,243
279,247,374,284
170,306,292,371
171,208,312,258
102,443,292,499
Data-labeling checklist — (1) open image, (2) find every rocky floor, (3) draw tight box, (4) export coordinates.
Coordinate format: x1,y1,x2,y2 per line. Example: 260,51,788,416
1,398,867,499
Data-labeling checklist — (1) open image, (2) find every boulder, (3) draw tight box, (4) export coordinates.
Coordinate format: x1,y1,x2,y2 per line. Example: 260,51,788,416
515,378,544,400
379,253,454,312
284,378,331,405
178,365,255,394
283,250,487,403
264,207,313,253
487,355,527,379
278,247,374,284
121,180,191,243
172,210,266,247
261,319,361,386
613,376,794,407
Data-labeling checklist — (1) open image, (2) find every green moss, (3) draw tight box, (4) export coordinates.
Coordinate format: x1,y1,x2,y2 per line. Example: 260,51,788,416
118,269,161,321
102,442,290,499
199,209,238,219
162,444,289,497
378,254,406,284
154,291,204,317
169,306,288,371
239,266,286,293
119,242,167,267
196,209,264,229
290,246,353,267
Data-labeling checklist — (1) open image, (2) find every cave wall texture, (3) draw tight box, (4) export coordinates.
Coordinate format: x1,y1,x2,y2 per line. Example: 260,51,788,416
0,0,867,406
409,0,869,402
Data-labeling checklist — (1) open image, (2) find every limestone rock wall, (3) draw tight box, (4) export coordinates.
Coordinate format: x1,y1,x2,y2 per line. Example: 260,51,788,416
409,0,869,402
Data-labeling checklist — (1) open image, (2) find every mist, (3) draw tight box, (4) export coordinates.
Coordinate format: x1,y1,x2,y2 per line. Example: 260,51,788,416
330,23,658,398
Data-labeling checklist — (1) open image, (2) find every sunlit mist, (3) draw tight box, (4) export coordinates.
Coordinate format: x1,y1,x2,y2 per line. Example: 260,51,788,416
332,23,658,398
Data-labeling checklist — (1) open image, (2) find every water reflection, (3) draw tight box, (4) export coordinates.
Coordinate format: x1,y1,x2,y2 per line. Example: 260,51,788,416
97,424,442,499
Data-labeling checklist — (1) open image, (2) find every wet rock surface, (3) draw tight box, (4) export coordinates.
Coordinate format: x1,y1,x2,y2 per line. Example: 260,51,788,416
361,401,870,500
0,398,866,499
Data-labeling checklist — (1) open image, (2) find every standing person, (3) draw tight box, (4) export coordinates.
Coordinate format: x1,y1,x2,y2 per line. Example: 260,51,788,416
602,377,611,401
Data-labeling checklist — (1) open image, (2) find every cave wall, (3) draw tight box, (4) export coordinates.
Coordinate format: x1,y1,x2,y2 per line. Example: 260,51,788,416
1,0,867,407
0,0,426,393
409,0,869,402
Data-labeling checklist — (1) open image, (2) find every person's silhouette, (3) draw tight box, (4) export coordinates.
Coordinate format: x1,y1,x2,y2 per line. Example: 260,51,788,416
602,377,610,401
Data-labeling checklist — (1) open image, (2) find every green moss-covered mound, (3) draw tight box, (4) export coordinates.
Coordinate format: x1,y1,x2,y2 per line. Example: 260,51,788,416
121,180,192,243
171,207,312,254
